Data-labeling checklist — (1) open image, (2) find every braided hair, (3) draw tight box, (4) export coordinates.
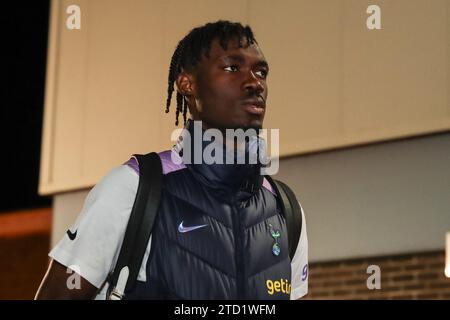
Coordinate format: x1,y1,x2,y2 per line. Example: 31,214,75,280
165,20,258,126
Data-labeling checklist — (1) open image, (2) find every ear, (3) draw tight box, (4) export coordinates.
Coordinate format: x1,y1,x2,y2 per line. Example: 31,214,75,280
175,71,198,116
175,71,197,98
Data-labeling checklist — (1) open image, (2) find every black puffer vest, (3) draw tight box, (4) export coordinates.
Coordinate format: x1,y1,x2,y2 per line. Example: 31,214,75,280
125,120,291,299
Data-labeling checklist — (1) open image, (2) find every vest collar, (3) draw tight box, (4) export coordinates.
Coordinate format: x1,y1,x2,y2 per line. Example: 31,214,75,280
173,119,267,195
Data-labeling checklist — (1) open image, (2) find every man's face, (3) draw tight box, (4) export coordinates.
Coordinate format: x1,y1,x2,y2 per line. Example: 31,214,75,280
185,37,269,131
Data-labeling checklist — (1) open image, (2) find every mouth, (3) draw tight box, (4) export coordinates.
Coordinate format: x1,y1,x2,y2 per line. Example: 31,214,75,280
242,98,265,115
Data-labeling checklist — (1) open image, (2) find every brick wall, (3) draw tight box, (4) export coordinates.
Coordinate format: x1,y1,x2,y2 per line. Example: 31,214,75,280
305,250,450,299
0,208,51,299
0,234,50,299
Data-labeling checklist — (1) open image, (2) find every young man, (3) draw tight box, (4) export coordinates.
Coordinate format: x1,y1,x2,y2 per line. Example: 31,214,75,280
35,20,308,300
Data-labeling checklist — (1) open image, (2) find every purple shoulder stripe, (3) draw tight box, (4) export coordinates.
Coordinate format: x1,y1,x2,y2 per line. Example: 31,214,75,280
123,157,139,175
262,178,276,196
123,150,186,176
158,150,186,174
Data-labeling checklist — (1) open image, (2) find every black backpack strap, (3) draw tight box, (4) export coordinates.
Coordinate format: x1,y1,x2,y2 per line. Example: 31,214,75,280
265,176,302,260
107,152,163,300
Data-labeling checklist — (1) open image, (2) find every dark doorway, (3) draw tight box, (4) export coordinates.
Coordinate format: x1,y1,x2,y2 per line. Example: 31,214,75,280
1,1,52,212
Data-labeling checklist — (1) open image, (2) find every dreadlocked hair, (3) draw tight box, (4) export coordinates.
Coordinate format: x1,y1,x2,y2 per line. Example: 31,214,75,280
165,20,258,126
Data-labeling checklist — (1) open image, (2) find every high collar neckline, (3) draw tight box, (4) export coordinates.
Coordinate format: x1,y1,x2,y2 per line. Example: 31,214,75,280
173,119,266,195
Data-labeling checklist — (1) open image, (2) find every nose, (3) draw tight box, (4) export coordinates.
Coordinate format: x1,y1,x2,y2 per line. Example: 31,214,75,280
244,70,264,95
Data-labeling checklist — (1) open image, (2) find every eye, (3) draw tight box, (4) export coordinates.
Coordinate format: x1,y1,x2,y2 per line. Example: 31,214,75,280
255,69,268,79
224,65,239,72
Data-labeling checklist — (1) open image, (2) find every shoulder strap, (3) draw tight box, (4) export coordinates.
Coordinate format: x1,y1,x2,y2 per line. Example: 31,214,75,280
107,152,163,300
265,176,302,260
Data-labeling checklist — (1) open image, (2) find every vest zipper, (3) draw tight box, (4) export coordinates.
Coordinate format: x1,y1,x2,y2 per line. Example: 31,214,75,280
231,195,246,299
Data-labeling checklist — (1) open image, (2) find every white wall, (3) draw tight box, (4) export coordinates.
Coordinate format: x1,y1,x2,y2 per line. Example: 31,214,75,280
52,132,450,262
275,132,450,262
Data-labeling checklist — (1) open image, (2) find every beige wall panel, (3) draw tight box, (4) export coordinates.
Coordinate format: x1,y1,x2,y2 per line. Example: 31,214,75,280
51,0,89,184
39,0,58,194
40,0,91,194
40,0,450,194
342,0,449,139
82,0,166,179
249,0,342,156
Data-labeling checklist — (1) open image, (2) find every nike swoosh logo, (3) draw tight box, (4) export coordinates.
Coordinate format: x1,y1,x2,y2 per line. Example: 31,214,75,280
178,221,208,233
66,229,77,241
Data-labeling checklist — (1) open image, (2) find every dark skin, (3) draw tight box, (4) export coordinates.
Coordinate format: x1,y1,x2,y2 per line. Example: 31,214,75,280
35,36,270,299
177,36,269,131
35,260,98,299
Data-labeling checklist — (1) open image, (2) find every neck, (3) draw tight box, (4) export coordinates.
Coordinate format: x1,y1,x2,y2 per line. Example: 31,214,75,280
174,119,266,194
191,117,262,152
